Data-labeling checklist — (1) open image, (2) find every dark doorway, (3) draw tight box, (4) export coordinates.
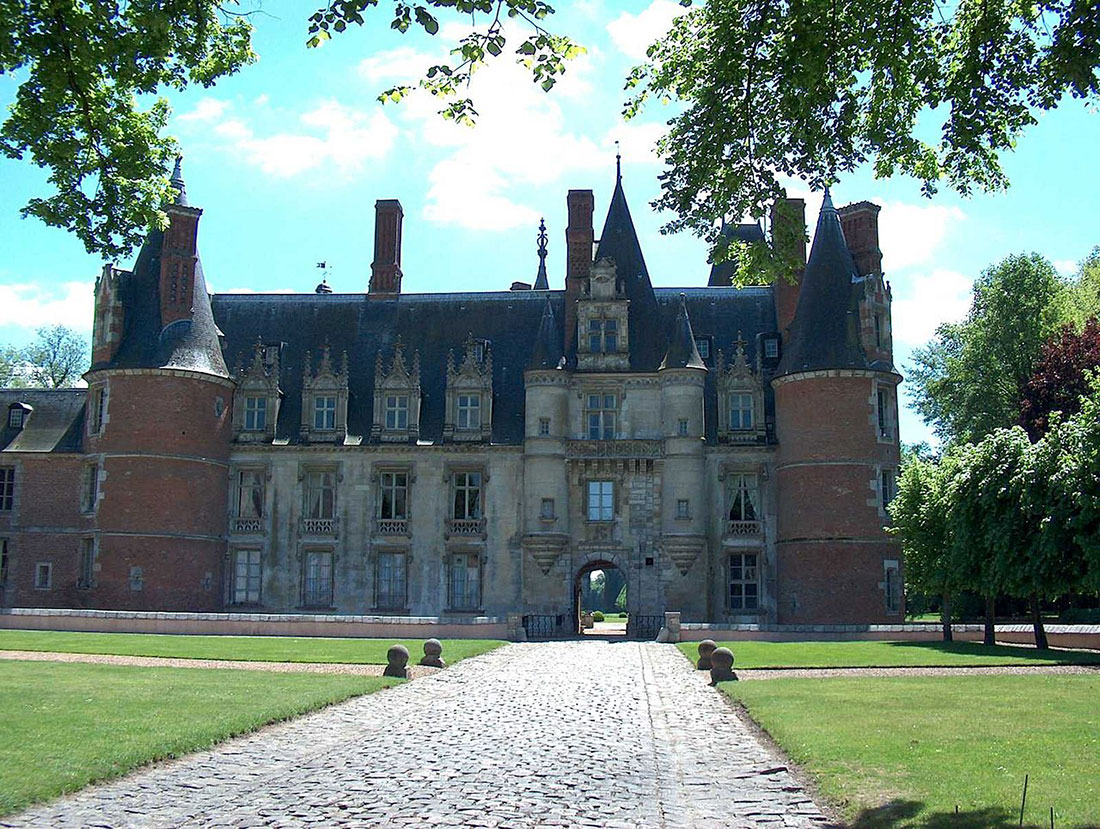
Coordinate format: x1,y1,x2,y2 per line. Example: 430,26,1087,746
573,560,627,636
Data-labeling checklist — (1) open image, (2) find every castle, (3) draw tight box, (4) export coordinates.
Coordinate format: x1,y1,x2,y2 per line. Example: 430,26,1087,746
0,160,903,636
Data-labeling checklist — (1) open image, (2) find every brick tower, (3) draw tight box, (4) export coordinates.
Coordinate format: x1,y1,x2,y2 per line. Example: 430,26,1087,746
771,190,902,623
83,157,233,610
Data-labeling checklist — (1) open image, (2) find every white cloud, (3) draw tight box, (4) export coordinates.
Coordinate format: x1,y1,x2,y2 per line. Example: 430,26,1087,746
204,101,399,178
0,281,94,332
1054,259,1077,276
890,269,972,346
607,0,688,61
177,97,230,123
877,201,966,272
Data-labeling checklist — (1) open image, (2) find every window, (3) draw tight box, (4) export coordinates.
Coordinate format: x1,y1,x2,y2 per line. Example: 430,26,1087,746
728,553,759,610
676,499,690,519
78,538,95,588
1,538,9,586
314,395,336,430
678,418,689,436
538,417,550,437
587,480,614,522
874,313,884,348
237,470,265,519
376,551,406,609
0,467,13,512
457,394,481,429
729,392,754,430
385,395,409,430
449,552,480,610
884,561,901,613
244,396,267,431
302,550,333,606
82,463,99,514
453,471,483,520
129,566,143,591
35,561,52,590
877,387,893,438
9,408,24,429
586,393,617,440
231,549,262,604
881,468,896,512
471,340,486,363
304,470,336,519
694,337,710,359
379,471,409,520
728,474,759,522
90,387,106,434
540,497,555,519
588,318,618,353
262,344,280,368
763,337,779,359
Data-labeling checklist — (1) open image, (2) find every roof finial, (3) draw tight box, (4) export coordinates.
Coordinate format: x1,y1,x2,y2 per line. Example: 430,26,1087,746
821,185,834,212
169,154,189,206
615,140,622,183
534,217,549,290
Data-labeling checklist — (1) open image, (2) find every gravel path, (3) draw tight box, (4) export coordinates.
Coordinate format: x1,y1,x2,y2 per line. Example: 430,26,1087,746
734,664,1100,681
3,641,828,828
0,649,439,678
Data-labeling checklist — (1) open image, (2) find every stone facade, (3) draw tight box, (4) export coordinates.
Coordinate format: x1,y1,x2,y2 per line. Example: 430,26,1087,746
0,166,903,631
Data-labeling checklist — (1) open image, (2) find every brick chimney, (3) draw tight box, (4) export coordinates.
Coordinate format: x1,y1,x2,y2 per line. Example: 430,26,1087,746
838,201,882,276
564,189,594,354
158,202,203,327
369,199,404,296
770,197,806,341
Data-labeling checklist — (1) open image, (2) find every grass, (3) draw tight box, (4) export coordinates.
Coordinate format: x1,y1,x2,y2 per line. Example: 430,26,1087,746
676,639,1100,669
722,675,1100,827
0,661,399,816
0,629,505,664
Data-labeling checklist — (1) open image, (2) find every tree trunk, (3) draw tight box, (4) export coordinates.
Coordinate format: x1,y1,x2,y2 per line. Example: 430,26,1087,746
984,594,996,646
1031,594,1049,650
941,594,953,642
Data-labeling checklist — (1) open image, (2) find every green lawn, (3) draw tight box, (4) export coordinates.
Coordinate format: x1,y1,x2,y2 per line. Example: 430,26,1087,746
0,629,505,664
676,639,1100,669
723,675,1100,827
0,661,399,816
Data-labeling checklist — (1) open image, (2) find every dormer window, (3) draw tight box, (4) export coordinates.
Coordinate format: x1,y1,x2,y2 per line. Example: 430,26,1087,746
373,340,421,443
262,344,281,369
8,408,25,430
694,337,711,359
589,318,618,353
457,394,481,429
729,392,754,430
244,396,267,431
314,395,336,431
385,395,409,430
763,337,779,359
471,340,487,363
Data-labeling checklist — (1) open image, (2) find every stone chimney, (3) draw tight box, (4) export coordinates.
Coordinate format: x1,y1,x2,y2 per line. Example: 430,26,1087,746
369,199,404,296
564,189,594,354
771,197,806,341
838,201,882,276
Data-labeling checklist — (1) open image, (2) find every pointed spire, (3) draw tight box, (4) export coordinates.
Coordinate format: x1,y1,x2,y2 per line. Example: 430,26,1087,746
615,140,622,184
533,218,549,290
659,293,706,371
777,188,867,376
527,297,564,370
169,154,188,207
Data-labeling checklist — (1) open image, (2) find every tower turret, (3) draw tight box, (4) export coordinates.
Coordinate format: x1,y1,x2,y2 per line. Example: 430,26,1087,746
771,190,902,624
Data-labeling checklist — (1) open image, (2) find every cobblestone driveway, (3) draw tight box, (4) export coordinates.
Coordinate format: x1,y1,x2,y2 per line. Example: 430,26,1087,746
6,642,828,828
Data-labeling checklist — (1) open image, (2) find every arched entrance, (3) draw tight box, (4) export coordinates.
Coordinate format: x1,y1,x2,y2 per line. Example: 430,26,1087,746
573,559,628,636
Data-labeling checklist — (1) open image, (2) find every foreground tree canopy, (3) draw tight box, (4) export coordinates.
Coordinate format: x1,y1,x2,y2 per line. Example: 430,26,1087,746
1,325,89,388
1,0,1098,259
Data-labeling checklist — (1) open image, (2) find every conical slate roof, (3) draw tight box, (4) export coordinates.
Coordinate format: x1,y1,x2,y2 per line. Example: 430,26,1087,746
777,189,866,376
527,297,563,370
659,293,706,371
593,166,665,370
707,221,766,287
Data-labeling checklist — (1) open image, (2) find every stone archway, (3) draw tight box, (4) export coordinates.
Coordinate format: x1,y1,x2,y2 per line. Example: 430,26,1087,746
572,556,628,636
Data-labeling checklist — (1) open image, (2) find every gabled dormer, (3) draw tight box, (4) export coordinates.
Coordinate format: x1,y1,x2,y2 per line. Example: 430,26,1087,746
91,264,124,366
301,345,348,444
372,338,421,443
716,334,766,445
444,336,492,443
233,341,281,442
7,402,31,431
576,258,630,372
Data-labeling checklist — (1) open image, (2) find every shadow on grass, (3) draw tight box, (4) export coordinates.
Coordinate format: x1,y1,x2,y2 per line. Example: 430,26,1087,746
882,640,1100,664
849,799,1019,828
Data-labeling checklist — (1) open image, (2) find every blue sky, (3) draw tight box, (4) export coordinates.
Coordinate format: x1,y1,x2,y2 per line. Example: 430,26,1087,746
1,0,1098,447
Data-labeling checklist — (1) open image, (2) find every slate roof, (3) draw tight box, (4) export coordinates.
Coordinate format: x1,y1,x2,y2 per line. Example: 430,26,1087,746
708,221,766,287
659,294,707,371
0,389,86,453
777,190,869,376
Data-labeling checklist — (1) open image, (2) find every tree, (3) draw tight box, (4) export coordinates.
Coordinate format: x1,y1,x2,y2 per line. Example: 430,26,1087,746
909,253,1069,445
0,346,26,388
4,0,1099,261
18,326,88,388
1020,317,1100,440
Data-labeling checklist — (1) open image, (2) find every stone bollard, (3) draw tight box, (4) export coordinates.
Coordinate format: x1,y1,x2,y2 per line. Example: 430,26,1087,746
664,612,682,643
709,646,737,685
383,644,410,679
420,638,446,668
696,639,717,671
